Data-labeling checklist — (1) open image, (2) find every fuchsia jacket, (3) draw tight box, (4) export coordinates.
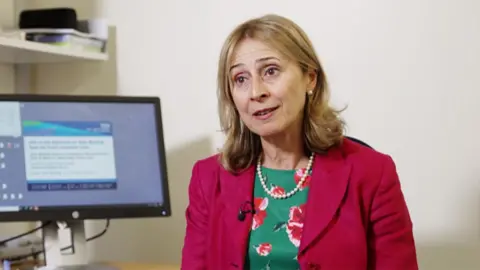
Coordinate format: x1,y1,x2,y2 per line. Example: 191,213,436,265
181,138,418,269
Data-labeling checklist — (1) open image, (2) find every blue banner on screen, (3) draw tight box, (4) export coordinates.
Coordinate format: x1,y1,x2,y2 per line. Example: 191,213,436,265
22,121,117,191
22,121,113,136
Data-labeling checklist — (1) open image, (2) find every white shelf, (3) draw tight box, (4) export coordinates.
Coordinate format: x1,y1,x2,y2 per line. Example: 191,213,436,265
0,37,108,64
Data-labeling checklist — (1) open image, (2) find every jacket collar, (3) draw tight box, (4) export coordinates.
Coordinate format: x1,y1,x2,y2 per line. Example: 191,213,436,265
299,144,351,253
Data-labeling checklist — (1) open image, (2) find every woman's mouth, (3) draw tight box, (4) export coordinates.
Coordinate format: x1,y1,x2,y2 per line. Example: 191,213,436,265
253,106,279,120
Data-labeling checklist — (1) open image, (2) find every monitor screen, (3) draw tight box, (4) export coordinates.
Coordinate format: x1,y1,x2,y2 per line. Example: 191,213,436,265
0,95,170,221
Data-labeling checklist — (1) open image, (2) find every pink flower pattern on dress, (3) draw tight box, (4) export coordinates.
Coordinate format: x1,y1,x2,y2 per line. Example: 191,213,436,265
293,168,311,190
252,197,269,230
286,204,306,247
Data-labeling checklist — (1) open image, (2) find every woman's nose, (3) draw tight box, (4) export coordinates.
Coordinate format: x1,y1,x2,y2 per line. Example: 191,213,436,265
250,78,269,101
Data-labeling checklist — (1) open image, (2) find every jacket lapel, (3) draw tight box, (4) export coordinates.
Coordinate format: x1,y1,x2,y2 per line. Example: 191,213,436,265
220,165,255,268
299,146,352,253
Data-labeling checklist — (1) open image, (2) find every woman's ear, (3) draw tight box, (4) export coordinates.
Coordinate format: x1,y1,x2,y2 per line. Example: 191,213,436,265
305,69,317,93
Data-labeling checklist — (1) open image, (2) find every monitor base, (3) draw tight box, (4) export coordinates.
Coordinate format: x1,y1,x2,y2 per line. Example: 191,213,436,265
42,220,91,267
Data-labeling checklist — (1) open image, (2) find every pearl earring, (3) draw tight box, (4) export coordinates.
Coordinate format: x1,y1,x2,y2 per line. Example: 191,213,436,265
307,90,313,96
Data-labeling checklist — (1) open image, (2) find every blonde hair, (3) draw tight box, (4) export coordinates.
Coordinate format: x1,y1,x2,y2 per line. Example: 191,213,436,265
217,14,345,173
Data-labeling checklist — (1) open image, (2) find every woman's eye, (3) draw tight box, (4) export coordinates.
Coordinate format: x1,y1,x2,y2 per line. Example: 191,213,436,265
235,76,246,84
265,67,278,76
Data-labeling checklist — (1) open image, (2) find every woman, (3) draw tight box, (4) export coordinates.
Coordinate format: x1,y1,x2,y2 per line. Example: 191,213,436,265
181,14,418,270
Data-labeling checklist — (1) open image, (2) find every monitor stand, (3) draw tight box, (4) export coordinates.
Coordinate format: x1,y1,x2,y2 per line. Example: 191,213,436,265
38,221,118,270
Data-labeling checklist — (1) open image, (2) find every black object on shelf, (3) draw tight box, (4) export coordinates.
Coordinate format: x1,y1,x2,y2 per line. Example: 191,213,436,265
18,8,78,30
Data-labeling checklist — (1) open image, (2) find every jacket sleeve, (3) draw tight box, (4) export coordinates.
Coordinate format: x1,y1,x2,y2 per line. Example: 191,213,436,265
368,155,419,270
181,161,209,269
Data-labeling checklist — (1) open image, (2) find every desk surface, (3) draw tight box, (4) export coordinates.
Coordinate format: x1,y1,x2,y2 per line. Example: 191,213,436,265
11,260,179,270
109,262,179,270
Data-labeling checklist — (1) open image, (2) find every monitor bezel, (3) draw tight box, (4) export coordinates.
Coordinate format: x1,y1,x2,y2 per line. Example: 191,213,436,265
0,94,172,222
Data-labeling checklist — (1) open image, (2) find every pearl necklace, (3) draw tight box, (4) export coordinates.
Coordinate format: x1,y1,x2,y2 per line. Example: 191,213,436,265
257,153,315,199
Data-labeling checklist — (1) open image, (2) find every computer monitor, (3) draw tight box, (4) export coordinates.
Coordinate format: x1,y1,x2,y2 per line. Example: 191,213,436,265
0,94,171,267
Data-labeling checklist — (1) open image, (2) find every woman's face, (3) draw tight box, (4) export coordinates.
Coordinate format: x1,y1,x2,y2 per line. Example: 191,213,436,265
229,38,316,138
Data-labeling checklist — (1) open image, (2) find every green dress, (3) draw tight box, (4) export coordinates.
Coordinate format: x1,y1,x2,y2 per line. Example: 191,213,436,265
246,166,311,270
